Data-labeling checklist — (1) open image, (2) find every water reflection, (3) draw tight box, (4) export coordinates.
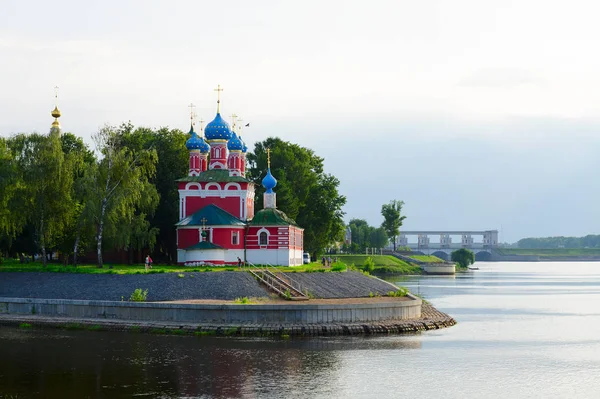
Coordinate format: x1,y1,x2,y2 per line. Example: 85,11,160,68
3,262,600,398
0,328,422,398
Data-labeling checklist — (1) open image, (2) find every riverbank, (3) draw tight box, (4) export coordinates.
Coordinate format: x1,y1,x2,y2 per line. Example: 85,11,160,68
0,303,455,337
0,271,456,336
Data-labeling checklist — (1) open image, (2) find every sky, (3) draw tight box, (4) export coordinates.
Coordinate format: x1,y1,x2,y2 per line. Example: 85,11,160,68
2,0,600,243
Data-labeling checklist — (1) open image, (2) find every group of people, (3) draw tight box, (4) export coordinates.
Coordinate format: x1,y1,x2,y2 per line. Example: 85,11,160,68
321,256,337,267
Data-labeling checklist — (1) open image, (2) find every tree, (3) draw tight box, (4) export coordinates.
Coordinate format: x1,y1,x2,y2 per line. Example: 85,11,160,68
381,200,407,251
247,137,346,258
112,125,188,263
451,248,475,269
370,227,388,249
7,132,75,266
87,124,158,267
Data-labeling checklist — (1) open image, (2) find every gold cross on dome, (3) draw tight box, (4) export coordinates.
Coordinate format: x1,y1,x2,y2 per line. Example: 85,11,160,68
188,103,196,125
266,148,271,169
199,118,205,132
214,84,223,112
230,113,238,127
54,85,59,105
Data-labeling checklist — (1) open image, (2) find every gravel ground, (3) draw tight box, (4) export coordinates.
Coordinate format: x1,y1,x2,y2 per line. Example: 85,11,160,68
0,271,401,301
282,271,400,298
0,272,269,301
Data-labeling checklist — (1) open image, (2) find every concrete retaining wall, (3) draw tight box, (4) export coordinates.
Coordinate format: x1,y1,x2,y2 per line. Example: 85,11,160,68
0,296,421,324
422,264,456,275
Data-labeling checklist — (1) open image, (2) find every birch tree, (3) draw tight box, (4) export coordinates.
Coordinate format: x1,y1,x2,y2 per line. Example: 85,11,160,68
88,125,157,267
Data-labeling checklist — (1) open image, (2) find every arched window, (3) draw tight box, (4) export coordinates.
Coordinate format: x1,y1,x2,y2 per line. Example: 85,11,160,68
259,232,268,246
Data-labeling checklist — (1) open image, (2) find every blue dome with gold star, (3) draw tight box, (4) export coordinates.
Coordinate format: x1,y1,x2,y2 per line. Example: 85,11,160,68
239,136,248,153
262,168,277,193
186,126,209,152
204,113,232,141
227,132,244,151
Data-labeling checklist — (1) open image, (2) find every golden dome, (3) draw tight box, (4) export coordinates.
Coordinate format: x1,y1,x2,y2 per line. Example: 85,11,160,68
51,106,61,118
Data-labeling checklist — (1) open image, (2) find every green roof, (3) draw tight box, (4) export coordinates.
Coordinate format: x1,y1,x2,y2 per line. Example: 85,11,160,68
176,169,251,183
185,241,225,250
176,204,245,227
249,208,299,227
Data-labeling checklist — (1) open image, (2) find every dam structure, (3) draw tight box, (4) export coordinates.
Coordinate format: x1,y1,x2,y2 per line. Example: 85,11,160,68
393,230,499,261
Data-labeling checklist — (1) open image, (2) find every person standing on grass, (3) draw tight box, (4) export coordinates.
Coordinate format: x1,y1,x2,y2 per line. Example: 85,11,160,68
237,257,242,269
145,255,150,271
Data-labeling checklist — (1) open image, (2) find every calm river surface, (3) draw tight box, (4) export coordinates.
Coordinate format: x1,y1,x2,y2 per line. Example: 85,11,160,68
1,262,600,398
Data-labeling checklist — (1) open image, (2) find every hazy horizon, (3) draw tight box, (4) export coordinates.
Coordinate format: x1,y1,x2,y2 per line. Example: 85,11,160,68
2,0,599,243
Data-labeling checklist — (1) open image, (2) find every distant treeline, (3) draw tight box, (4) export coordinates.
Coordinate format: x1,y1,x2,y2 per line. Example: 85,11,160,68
518,235,600,249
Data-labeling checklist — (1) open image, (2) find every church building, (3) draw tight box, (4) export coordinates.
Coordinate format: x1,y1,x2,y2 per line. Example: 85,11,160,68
176,87,304,266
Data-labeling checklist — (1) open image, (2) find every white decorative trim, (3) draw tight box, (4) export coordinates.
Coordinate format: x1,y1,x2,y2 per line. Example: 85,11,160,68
209,162,226,170
185,183,201,190
257,227,270,245
224,182,241,190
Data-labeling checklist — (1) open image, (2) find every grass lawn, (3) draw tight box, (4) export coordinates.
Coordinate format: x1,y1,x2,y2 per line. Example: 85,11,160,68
0,260,238,274
0,255,423,275
0,259,342,274
335,255,422,274
409,255,443,263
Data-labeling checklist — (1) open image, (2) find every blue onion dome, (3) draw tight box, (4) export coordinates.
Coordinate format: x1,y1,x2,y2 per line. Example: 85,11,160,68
185,126,209,152
227,131,244,151
204,113,232,141
239,136,248,153
198,135,210,153
262,168,277,193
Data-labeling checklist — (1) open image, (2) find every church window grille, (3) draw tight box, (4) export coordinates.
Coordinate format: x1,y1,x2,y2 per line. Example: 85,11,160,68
259,232,268,246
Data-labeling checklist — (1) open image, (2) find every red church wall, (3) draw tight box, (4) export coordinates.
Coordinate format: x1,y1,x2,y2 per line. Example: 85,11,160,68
210,227,245,250
178,229,199,250
246,226,289,250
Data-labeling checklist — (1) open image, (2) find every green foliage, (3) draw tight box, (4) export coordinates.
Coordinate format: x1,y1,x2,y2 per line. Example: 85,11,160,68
348,219,389,253
517,235,600,249
247,138,346,258
19,323,32,329
88,124,159,267
283,289,291,300
234,296,251,304
451,248,475,268
330,263,346,272
386,287,409,297
177,273,185,278
409,255,443,263
381,200,407,251
363,256,375,273
129,288,148,302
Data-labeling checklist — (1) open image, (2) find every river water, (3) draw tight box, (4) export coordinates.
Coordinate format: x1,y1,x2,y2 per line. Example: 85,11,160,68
1,262,600,398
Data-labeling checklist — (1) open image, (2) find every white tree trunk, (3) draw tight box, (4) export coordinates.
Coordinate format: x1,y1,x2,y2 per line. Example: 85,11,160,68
96,199,107,268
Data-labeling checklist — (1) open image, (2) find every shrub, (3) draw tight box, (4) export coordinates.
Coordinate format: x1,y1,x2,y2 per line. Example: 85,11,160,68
386,288,409,297
130,288,148,302
19,323,32,329
178,273,185,278
235,297,251,304
363,257,375,273
331,264,346,272
283,289,291,300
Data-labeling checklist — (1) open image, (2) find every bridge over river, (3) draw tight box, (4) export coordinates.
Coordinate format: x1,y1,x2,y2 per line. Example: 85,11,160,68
392,230,499,261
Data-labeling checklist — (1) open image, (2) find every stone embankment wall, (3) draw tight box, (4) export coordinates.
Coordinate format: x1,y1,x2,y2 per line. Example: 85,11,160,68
0,296,421,324
0,303,455,337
